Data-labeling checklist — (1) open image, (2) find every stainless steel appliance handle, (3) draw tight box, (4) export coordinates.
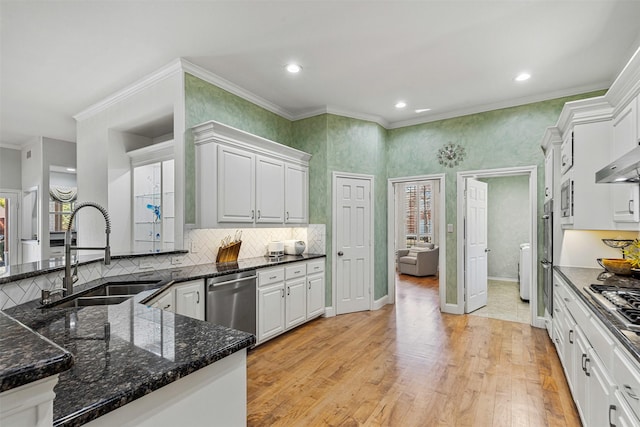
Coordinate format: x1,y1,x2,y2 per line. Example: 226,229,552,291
210,275,257,287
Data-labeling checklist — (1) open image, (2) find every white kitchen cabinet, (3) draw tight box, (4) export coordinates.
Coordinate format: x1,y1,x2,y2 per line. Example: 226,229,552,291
611,97,640,223
285,263,307,329
256,259,325,345
285,277,307,329
285,163,309,224
306,260,325,319
544,148,554,202
174,280,205,321
560,128,574,175
588,348,616,427
613,389,640,427
217,144,255,223
256,155,285,223
573,327,589,422
563,120,614,230
150,290,174,312
258,282,285,342
194,120,311,228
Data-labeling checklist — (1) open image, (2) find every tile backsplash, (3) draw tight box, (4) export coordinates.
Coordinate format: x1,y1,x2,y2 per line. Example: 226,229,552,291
0,225,326,310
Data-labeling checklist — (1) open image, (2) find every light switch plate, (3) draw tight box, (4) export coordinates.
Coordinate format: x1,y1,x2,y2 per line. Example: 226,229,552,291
447,224,454,233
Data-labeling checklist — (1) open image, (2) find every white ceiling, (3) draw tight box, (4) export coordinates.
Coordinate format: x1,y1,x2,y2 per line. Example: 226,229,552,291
2,1,640,147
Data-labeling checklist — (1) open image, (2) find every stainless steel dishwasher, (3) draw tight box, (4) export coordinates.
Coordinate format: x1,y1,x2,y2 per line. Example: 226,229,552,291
206,270,256,335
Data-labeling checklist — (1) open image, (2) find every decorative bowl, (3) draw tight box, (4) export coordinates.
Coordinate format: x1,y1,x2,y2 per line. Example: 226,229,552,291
597,258,632,276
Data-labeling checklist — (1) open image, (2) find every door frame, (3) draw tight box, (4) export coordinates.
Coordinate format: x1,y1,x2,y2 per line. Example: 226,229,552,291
0,189,21,266
387,174,447,311
456,166,540,326
331,171,375,314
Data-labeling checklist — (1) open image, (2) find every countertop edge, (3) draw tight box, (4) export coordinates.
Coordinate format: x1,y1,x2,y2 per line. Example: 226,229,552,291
0,311,75,393
554,266,640,364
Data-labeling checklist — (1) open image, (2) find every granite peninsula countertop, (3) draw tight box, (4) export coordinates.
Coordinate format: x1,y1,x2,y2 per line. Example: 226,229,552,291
554,266,640,364
1,253,325,426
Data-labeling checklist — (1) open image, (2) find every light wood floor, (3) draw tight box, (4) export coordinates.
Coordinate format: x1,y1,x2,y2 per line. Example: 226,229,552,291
247,274,580,426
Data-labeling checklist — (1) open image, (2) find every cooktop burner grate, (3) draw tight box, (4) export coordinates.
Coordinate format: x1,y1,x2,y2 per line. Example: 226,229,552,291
620,308,640,325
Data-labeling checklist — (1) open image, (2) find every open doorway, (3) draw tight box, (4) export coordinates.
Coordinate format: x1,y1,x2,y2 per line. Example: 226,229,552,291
0,191,20,271
456,166,539,327
387,174,447,311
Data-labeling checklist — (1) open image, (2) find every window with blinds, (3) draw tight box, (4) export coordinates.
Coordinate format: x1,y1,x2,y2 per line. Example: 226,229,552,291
404,182,433,246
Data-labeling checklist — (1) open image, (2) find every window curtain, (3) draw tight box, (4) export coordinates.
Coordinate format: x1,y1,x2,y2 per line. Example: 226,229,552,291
49,186,77,203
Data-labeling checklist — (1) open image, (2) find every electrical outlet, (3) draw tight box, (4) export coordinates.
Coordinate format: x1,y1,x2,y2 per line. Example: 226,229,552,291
190,241,201,253
138,260,153,271
171,256,185,266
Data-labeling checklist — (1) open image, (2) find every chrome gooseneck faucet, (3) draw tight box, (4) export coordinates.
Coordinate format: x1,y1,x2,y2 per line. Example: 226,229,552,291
63,202,111,297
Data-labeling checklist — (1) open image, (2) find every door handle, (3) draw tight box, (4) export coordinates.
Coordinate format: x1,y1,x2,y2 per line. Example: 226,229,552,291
257,210,261,219
286,211,290,220
287,286,290,296
337,251,344,256
196,291,200,304
630,200,634,215
542,214,550,220
484,248,491,253
609,404,616,427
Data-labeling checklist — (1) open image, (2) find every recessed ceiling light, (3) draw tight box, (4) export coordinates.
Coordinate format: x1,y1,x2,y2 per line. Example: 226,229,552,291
415,108,431,113
286,63,302,73
515,73,531,82
395,101,407,109
66,168,76,172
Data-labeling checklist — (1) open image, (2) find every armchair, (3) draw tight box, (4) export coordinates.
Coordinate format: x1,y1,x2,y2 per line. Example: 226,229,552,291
397,244,439,277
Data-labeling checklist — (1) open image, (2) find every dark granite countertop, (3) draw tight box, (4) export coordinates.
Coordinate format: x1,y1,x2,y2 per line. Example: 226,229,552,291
554,266,640,364
0,311,74,392
0,253,325,426
0,249,189,284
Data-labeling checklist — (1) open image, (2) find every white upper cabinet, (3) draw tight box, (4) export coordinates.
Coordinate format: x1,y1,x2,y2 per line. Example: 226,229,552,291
611,96,640,223
217,144,256,223
193,120,311,228
285,163,308,224
256,156,285,223
560,128,574,175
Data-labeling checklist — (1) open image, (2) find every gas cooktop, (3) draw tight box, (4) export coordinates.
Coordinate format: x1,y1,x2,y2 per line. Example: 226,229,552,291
587,284,640,331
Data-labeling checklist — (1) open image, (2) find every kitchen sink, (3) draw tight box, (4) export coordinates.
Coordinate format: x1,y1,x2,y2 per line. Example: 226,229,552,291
42,280,162,309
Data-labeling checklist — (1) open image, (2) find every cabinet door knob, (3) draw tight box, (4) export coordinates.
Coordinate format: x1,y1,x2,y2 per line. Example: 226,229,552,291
338,251,344,256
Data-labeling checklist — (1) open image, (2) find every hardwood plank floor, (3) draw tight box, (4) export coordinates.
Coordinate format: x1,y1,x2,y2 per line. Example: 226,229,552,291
247,274,580,426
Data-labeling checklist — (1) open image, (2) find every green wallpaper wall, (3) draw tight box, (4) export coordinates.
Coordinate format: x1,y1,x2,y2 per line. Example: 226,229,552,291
184,73,293,223
184,71,604,315
290,114,389,303
386,90,606,313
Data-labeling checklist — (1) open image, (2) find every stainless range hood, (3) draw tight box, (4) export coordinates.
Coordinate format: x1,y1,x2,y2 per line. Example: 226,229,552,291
596,145,640,183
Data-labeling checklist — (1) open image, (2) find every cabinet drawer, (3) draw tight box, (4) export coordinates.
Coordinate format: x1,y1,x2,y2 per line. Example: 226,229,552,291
586,316,616,368
307,260,325,274
258,268,285,287
285,263,306,279
613,347,640,420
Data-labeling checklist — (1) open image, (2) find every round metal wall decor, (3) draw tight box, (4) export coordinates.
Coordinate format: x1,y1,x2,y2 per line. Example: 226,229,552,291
437,142,465,168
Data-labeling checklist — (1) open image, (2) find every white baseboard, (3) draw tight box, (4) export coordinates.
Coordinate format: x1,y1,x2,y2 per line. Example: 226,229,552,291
533,315,546,329
372,295,389,310
323,306,335,317
442,302,464,314
488,276,518,283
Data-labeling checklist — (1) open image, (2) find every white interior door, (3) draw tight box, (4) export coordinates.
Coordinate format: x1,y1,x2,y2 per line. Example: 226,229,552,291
465,178,488,313
335,176,371,315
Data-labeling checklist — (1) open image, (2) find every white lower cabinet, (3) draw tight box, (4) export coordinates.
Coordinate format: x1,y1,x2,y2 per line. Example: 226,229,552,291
285,277,307,329
174,280,205,321
553,272,640,426
257,259,325,345
151,290,173,312
614,389,640,427
258,283,285,341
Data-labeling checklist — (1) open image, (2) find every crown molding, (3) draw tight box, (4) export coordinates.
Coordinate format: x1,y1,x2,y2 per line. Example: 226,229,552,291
606,45,640,115
555,96,613,132
291,106,389,128
387,82,610,130
180,59,295,121
0,141,23,150
73,59,183,122
540,127,562,153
